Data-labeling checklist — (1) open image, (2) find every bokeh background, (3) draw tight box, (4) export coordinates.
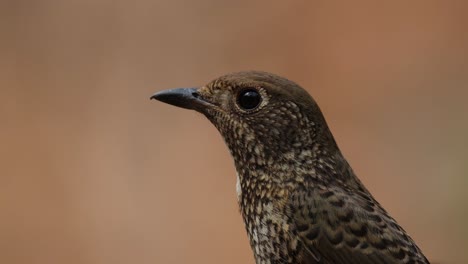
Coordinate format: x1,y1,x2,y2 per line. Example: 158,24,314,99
1,1,467,263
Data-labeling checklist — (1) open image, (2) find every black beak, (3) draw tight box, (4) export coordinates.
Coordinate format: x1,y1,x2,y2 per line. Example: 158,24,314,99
150,88,209,111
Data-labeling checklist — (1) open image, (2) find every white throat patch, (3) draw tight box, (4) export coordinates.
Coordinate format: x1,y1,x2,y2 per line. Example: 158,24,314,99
236,172,242,201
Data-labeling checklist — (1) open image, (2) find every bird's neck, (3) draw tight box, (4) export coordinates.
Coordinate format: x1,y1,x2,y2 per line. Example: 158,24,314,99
233,139,345,184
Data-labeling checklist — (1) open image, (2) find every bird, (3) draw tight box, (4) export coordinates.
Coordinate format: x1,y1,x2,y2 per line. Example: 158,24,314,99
151,71,429,264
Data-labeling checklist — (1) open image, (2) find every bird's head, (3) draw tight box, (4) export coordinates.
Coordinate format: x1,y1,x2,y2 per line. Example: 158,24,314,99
152,71,338,182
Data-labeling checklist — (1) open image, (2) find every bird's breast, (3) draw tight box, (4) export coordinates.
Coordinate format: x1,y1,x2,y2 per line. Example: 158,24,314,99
236,179,302,263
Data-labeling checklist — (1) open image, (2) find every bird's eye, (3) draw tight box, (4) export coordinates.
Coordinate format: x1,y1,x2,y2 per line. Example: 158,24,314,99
237,89,261,110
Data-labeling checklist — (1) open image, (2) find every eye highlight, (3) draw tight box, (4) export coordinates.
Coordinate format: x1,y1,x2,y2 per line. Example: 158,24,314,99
237,89,261,110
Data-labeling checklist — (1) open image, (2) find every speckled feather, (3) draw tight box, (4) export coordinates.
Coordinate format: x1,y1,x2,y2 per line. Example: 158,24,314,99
159,71,429,264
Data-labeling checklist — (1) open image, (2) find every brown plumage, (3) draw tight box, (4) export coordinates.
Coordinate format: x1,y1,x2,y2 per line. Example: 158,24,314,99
151,71,429,264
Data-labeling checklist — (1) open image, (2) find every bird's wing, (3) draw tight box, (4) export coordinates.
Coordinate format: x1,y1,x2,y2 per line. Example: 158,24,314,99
288,184,429,264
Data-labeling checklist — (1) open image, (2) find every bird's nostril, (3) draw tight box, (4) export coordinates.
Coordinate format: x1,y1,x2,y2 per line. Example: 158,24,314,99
192,91,200,98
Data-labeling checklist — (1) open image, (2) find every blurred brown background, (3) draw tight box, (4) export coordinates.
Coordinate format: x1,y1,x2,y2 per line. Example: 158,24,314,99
1,1,467,263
